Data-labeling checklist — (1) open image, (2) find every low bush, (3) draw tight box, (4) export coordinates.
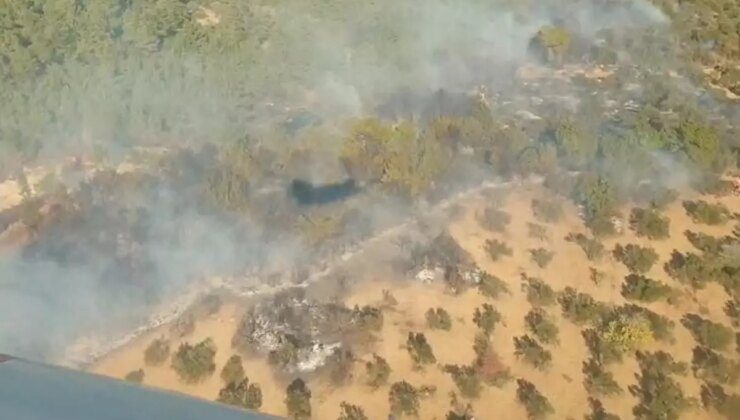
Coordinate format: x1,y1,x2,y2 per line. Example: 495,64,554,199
565,233,604,261
221,355,245,384
527,223,548,241
629,208,670,239
473,304,502,336
582,358,622,396
558,287,606,325
521,275,556,307
444,364,482,399
531,198,563,223
583,329,623,365
285,378,311,420
485,239,513,261
477,272,510,299
664,251,717,289
524,308,559,345
621,274,674,303
125,369,144,384
479,207,511,232
389,381,419,416
685,230,732,255
144,338,170,366
338,402,368,420
683,200,730,225
630,351,689,420
406,332,436,366
681,314,733,351
171,338,217,383
530,248,555,268
585,398,619,420
514,335,552,370
516,379,554,419
426,307,453,331
613,244,659,274
218,377,262,410
365,354,391,388
691,346,740,385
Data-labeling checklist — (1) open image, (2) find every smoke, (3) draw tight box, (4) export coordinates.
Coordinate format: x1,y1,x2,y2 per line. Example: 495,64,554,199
0,0,678,364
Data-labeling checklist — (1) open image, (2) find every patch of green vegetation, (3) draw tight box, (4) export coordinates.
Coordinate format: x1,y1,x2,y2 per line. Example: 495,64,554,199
473,304,502,336
144,337,170,366
285,378,311,420
630,351,689,420
514,335,552,370
171,338,216,383
621,274,674,303
389,381,419,417
530,248,554,268
613,244,659,274
478,206,511,232
629,208,670,240
218,377,262,410
681,314,733,351
582,359,622,396
522,275,557,307
338,402,368,420
516,379,554,419
365,354,391,388
524,308,559,345
477,272,509,299
683,200,730,225
406,332,436,366
565,233,605,261
124,369,144,384
485,239,513,262
558,287,606,325
426,307,453,330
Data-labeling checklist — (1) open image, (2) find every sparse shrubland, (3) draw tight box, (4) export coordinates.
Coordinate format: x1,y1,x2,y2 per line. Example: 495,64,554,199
558,288,606,325
389,381,420,417
478,207,511,232
531,199,564,223
691,346,740,385
630,351,690,420
365,354,391,388
444,364,482,399
218,377,262,410
582,359,622,396
220,355,245,384
285,378,311,420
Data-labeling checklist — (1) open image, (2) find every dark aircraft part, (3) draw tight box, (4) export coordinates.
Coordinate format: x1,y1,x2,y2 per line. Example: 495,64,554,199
0,354,280,420
290,179,359,205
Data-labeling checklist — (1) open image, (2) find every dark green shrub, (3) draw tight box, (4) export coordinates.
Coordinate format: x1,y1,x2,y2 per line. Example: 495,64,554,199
521,275,556,307
477,272,509,299
444,364,482,399
144,338,170,366
516,379,554,419
629,208,670,239
582,329,623,365
614,305,674,343
565,233,604,261
584,398,619,420
125,369,144,384
171,338,217,383
621,274,674,302
473,304,502,336
285,378,311,419
338,402,368,420
514,335,552,370
530,248,554,268
221,355,245,384
613,244,659,274
700,383,740,418
664,251,717,289
681,314,733,351
218,377,262,410
683,200,730,225
406,332,436,366
691,346,740,385
479,206,511,232
532,198,563,223
389,381,419,416
685,231,732,255
630,351,689,420
524,308,559,345
485,239,513,261
527,223,549,241
426,307,453,330
352,305,384,331
558,287,606,325
365,354,391,388
582,359,622,396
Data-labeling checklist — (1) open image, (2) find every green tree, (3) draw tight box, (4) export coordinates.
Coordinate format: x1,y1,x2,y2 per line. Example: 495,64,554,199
171,338,217,383
125,368,145,384
485,239,512,261
629,208,670,240
426,307,453,330
365,354,391,388
477,272,509,299
524,308,559,345
530,248,554,268
338,402,368,420
285,378,311,420
406,332,436,366
582,359,622,396
389,381,419,416
681,314,733,351
514,335,552,370
521,275,556,307
218,377,262,410
220,355,245,384
144,337,170,366
516,379,554,419
473,304,502,336
613,244,659,274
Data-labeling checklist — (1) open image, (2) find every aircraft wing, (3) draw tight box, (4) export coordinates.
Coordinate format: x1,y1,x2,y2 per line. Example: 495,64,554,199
0,354,282,420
